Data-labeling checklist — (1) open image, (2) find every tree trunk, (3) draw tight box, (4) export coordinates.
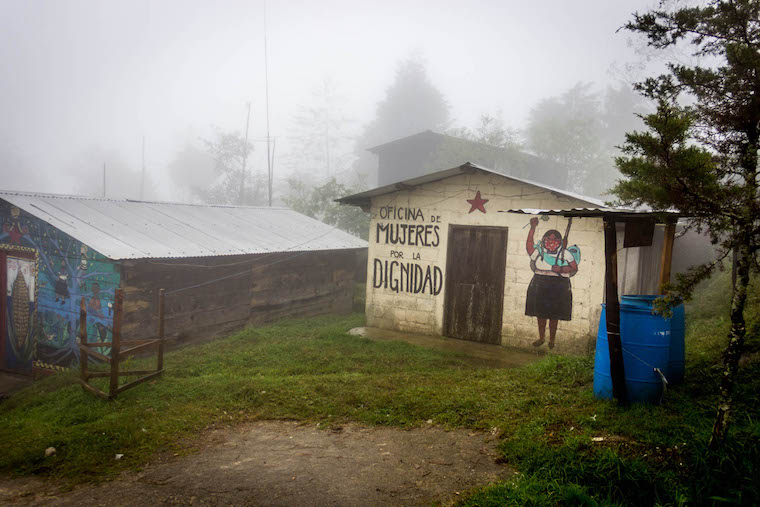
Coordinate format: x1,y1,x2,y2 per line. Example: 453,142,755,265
708,242,751,450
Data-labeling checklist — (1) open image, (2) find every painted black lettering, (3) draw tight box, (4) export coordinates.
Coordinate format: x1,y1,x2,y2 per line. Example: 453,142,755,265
415,225,425,246
421,266,431,294
389,224,399,244
376,223,389,244
373,259,383,288
389,261,399,292
432,225,440,247
400,263,409,292
433,266,443,295
413,264,423,293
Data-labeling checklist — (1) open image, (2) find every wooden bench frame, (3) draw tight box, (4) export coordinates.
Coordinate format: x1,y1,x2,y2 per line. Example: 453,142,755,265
79,288,165,400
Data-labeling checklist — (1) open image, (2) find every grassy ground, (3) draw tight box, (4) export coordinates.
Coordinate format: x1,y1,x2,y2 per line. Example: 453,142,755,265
460,273,760,506
1,274,759,505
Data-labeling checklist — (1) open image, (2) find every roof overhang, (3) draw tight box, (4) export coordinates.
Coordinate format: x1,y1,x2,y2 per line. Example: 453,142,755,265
336,162,604,209
500,207,685,223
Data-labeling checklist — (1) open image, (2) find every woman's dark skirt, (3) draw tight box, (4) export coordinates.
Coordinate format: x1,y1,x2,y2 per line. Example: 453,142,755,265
525,274,572,321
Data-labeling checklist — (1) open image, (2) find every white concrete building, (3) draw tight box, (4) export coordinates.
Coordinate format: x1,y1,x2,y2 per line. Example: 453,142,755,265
339,163,614,354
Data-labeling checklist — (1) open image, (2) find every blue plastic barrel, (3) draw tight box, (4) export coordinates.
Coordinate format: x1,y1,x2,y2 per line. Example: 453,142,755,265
620,295,685,385
593,297,680,404
593,305,614,400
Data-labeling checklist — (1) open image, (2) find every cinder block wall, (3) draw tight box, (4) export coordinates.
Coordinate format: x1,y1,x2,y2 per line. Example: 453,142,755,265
365,172,606,354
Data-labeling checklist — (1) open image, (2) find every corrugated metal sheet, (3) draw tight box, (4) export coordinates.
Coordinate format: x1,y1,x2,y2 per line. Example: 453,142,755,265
0,191,367,260
501,207,684,220
336,162,605,208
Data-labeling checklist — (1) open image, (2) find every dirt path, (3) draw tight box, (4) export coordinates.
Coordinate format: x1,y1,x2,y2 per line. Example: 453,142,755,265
0,421,512,506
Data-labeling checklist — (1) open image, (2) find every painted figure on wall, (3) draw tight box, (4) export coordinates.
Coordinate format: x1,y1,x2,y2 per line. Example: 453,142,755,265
54,260,69,304
3,254,37,372
0,201,119,370
3,206,28,245
525,217,581,349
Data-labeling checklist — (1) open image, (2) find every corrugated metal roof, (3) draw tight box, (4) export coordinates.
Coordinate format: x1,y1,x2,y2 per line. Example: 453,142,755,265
501,207,684,221
0,191,367,260
336,162,605,208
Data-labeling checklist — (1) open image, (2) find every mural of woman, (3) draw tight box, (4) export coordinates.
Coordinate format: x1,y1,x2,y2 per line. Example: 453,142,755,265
525,217,581,349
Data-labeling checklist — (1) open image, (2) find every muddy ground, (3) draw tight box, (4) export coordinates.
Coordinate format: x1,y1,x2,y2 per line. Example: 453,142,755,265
0,421,513,506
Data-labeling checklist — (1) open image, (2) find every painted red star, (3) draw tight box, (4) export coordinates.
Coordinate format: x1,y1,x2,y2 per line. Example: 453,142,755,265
466,191,489,214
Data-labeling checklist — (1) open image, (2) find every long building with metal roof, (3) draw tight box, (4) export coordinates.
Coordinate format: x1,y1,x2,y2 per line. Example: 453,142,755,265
0,192,367,374
0,191,366,260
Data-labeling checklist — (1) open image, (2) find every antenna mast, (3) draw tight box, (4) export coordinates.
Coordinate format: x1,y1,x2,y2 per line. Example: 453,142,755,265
240,102,252,205
141,136,146,200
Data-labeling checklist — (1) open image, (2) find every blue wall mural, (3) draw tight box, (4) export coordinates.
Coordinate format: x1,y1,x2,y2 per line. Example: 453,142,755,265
0,201,120,371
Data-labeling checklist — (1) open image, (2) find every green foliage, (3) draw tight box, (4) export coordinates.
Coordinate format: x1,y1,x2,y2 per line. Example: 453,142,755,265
287,78,355,180
524,83,645,197
195,128,265,206
425,114,527,176
614,0,760,286
457,273,760,506
353,55,450,181
613,101,728,239
284,177,369,239
616,1,760,447
448,114,521,151
3,278,760,503
167,144,216,196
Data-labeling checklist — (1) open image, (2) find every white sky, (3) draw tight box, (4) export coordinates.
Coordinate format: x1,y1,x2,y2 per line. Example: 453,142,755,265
0,0,659,199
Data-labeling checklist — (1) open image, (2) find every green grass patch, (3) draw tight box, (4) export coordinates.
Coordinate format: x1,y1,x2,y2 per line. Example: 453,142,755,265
0,313,590,483
456,271,760,506
2,273,760,505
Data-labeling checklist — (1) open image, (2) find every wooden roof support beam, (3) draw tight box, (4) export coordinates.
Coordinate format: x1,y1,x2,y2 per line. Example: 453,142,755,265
604,217,627,405
658,221,677,295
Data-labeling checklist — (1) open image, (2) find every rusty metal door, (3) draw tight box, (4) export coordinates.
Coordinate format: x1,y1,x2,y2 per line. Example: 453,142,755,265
443,225,507,344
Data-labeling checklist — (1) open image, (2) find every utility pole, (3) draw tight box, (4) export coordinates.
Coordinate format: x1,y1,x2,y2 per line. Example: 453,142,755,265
103,163,106,198
141,136,146,200
265,2,272,207
239,102,251,205
325,111,331,179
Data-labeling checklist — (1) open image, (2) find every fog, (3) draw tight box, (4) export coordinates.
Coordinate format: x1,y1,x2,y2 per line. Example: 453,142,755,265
0,0,661,202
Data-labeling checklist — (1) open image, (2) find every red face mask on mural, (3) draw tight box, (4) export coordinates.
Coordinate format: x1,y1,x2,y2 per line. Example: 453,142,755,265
543,234,561,253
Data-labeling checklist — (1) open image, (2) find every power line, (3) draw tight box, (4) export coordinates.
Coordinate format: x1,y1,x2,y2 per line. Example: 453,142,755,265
165,249,313,295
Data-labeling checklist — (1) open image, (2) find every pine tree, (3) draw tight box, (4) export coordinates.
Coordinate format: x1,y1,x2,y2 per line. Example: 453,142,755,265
614,0,760,448
354,56,450,184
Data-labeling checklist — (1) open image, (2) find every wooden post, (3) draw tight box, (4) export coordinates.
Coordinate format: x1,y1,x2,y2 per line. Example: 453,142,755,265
658,221,676,295
79,297,88,381
0,251,6,369
109,289,124,399
157,288,165,373
604,218,627,405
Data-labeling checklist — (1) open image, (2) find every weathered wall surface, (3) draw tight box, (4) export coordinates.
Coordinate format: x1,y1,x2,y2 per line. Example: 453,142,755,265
120,249,361,347
0,201,120,372
365,171,606,354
